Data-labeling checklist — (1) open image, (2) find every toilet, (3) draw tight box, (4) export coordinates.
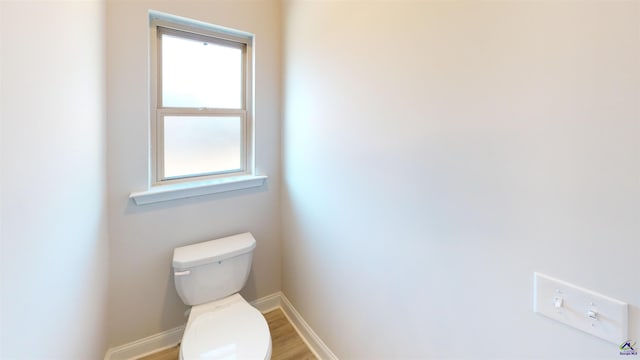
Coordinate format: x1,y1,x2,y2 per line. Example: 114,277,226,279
172,232,272,360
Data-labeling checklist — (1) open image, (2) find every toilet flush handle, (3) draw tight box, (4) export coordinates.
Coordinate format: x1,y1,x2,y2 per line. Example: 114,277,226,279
174,270,191,276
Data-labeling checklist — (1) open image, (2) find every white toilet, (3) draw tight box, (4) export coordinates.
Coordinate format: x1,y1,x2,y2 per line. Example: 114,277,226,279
172,232,272,360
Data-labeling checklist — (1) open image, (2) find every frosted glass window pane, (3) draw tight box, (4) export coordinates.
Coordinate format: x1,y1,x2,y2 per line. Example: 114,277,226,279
163,116,242,178
162,33,242,108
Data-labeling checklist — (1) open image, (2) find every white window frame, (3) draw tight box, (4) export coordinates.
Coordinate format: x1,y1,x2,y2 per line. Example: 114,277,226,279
152,18,253,184
130,11,266,205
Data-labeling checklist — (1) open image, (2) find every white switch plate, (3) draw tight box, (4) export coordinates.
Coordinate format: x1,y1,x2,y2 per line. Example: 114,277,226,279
534,272,628,344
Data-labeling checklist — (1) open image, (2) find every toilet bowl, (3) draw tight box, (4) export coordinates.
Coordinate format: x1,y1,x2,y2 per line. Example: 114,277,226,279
180,294,271,360
173,233,272,360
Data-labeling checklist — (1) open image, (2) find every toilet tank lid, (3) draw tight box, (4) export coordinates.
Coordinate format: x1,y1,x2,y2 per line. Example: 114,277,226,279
173,232,256,269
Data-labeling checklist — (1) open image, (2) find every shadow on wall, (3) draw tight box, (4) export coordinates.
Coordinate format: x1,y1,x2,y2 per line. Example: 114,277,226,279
161,266,189,329
629,305,640,346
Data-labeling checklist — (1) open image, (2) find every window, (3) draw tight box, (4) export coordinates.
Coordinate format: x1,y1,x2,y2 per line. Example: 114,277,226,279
151,13,253,185
130,12,265,205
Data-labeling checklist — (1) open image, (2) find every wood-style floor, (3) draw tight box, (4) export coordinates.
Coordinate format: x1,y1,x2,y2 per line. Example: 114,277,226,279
138,308,316,360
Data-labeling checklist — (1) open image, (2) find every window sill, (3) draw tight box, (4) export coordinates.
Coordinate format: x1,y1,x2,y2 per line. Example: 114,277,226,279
129,174,268,205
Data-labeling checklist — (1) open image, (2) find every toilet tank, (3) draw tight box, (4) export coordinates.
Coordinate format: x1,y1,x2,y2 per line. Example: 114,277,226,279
172,232,256,306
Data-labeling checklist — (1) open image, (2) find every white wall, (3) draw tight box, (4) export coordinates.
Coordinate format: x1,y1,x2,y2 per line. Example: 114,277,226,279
106,0,282,347
282,1,640,359
0,1,109,359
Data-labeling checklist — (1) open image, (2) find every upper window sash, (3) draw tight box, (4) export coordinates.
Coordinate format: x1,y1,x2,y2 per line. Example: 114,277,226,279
156,26,247,110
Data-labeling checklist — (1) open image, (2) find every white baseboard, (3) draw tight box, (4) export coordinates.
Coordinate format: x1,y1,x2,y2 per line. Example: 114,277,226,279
251,291,338,360
104,291,338,360
250,291,282,313
103,325,184,360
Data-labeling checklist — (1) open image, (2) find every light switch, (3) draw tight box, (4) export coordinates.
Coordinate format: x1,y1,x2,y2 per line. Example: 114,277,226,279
554,297,563,308
533,272,628,344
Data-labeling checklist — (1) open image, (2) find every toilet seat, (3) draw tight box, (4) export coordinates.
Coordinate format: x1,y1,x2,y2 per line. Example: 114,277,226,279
180,294,272,360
